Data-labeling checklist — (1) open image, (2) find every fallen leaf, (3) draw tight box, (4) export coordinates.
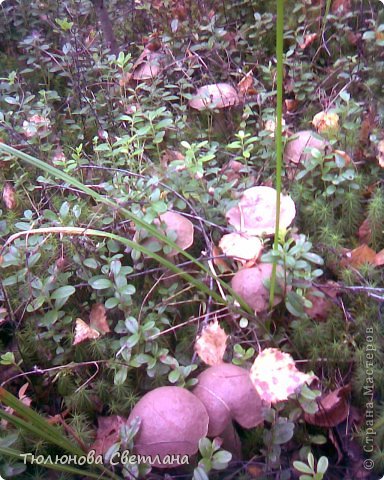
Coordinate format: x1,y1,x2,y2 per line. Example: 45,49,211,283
237,71,255,96
212,245,231,273
305,281,340,321
73,319,100,345
375,248,384,266
340,244,377,268
195,319,228,366
250,348,316,404
285,99,298,112
331,0,351,15
73,304,109,345
91,415,127,456
18,382,32,407
89,303,110,334
2,182,16,210
305,386,350,427
358,218,371,244
299,33,317,49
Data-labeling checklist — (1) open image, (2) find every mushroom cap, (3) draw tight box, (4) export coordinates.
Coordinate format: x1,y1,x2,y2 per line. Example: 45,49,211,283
141,211,194,257
132,52,163,80
127,386,209,468
225,186,296,236
157,211,194,255
189,83,240,111
193,363,264,437
231,263,285,313
219,233,263,264
284,130,329,165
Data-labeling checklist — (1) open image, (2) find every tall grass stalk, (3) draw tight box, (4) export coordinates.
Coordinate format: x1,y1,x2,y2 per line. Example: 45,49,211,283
269,0,284,309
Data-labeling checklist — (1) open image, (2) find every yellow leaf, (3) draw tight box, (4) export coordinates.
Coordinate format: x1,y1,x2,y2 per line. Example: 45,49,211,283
195,320,228,366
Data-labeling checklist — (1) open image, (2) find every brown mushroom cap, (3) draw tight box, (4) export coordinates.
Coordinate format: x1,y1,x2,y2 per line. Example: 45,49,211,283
132,52,163,81
225,186,296,236
141,211,194,257
193,364,264,437
189,83,240,111
231,263,285,313
284,130,329,166
127,386,209,468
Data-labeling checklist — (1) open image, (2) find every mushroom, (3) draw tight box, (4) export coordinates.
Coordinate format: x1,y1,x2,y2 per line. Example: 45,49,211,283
225,186,296,236
193,363,264,437
140,211,194,257
189,83,240,111
284,130,330,177
132,52,163,81
219,232,263,264
231,263,286,313
127,386,209,468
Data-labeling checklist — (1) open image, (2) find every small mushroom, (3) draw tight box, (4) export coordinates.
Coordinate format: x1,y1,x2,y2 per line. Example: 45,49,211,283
193,363,264,437
225,186,296,236
140,211,194,257
189,83,240,111
132,52,163,81
127,386,209,468
219,232,263,264
284,130,329,169
231,263,286,313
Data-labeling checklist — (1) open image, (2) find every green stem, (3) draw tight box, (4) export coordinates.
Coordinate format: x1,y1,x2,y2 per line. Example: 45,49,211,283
269,0,284,310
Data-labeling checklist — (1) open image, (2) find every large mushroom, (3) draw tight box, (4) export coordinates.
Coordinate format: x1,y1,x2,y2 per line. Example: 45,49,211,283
225,186,296,236
231,263,286,313
189,83,240,111
193,363,264,437
127,386,209,468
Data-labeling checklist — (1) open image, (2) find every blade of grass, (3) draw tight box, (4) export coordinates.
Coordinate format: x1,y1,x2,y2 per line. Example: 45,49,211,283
0,143,253,314
269,0,284,310
0,388,120,479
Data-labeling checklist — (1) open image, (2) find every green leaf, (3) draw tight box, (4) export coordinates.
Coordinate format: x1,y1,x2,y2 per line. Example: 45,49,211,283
89,278,113,290
0,352,15,365
51,286,76,300
193,466,209,480
293,461,314,474
317,456,329,474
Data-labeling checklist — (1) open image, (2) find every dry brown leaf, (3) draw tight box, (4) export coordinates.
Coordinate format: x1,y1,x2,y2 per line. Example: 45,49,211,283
195,320,228,366
212,245,231,273
18,382,32,407
358,218,371,244
332,0,351,15
73,304,109,345
340,244,377,268
91,415,127,456
250,348,316,404
73,319,100,345
2,182,16,210
375,248,384,267
299,33,317,49
285,99,298,112
305,282,339,321
305,386,350,427
89,303,110,334
237,72,255,96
